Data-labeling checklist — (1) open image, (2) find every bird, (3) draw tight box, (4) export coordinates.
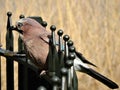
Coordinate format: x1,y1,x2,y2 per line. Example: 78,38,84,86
15,18,51,71
15,17,119,89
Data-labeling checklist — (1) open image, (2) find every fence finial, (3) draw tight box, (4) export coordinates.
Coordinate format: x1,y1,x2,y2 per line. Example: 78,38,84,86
19,14,25,19
42,21,47,28
57,29,63,52
6,11,14,90
50,25,56,45
63,35,70,63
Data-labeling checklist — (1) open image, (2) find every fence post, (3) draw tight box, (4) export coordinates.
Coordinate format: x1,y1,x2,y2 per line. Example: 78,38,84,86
48,25,58,77
6,11,14,90
57,30,64,66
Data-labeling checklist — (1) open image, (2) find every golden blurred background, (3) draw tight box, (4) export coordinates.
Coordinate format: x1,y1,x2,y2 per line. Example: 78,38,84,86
0,0,120,90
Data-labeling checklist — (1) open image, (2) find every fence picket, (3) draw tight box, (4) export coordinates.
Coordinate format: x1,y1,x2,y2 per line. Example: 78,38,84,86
6,12,14,90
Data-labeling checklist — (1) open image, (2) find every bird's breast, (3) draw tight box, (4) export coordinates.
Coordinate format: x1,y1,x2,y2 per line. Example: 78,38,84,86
24,38,49,70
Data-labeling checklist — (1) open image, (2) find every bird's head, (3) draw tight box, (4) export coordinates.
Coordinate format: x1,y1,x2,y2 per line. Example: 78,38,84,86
15,18,50,42
15,18,42,35
15,18,26,34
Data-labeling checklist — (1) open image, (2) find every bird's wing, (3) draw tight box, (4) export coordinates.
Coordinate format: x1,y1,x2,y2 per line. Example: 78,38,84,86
39,33,51,44
75,51,97,67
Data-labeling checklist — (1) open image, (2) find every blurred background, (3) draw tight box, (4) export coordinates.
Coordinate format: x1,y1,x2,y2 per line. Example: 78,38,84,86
0,0,120,90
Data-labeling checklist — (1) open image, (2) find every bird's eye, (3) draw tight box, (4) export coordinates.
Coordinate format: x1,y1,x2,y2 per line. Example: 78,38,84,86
17,23,23,28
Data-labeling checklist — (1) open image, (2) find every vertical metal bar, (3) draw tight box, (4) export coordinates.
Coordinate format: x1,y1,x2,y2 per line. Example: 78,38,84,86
61,68,68,90
67,41,74,88
66,54,74,90
57,30,64,66
6,11,14,90
48,25,57,77
68,45,78,90
18,15,28,90
63,35,70,64
57,30,64,77
57,29,63,52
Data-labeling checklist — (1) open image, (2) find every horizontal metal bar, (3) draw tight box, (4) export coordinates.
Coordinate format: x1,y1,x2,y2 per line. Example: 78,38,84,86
0,48,39,73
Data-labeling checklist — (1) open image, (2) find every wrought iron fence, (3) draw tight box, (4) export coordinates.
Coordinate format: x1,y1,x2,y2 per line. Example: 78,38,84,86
0,12,78,90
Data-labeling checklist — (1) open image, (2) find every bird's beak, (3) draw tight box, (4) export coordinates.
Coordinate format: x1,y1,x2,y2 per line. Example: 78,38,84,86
9,26,23,34
14,22,23,34
16,29,23,34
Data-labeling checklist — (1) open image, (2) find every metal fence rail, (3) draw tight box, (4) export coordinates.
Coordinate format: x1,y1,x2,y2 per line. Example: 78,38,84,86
0,12,78,90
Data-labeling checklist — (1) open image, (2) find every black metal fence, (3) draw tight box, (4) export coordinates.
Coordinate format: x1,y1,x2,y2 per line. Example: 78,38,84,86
0,12,78,90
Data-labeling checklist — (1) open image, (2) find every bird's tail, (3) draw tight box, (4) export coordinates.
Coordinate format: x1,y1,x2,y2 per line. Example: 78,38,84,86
80,65,119,89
